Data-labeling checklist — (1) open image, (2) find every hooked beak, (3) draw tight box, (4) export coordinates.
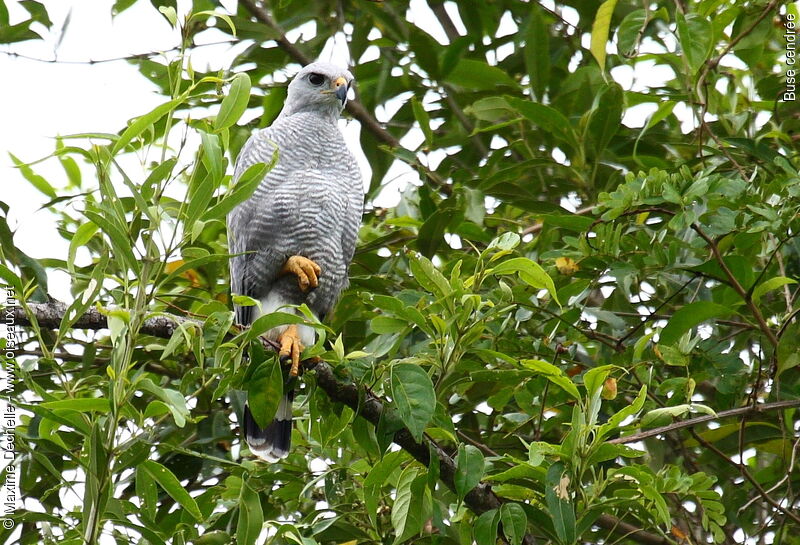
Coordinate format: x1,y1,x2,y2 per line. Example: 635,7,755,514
333,76,349,104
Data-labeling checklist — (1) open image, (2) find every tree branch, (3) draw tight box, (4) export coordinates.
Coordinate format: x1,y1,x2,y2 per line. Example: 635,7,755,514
238,0,400,147
609,399,800,445
11,301,671,545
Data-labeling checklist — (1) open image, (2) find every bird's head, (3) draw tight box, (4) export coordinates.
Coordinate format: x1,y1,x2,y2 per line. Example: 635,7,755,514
281,62,354,119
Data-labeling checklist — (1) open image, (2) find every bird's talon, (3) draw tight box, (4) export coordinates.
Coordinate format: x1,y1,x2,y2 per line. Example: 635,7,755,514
281,255,322,293
278,324,303,377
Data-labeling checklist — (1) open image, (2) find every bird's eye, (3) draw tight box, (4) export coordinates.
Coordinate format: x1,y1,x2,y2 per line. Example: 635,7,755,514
308,73,325,86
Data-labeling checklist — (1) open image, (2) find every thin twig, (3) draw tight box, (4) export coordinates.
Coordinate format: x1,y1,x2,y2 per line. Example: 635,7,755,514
609,399,800,444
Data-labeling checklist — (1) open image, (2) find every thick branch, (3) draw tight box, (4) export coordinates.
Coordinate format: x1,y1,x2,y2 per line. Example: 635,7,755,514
12,301,670,545
238,0,400,147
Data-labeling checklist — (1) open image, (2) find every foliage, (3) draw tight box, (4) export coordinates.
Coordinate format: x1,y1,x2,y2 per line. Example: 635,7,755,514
1,0,799,544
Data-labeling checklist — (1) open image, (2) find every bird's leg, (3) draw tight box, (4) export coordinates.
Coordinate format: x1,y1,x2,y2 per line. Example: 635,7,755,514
280,255,322,292
278,324,303,376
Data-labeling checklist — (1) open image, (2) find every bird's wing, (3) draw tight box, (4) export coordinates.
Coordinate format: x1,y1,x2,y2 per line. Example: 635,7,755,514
228,128,291,325
340,164,364,267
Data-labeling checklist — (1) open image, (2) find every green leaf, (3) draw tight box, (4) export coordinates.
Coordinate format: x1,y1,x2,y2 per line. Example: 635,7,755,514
520,360,581,401
490,257,560,305
659,301,733,346
137,378,191,428
545,462,575,544
598,385,647,440
417,202,463,258
408,252,452,299
616,9,647,56
455,444,485,501
0,263,23,293
236,478,264,545
778,323,800,378
141,460,202,520
203,159,275,221
500,503,528,545
67,213,98,275
245,344,284,429
371,316,409,334
590,0,618,70
135,465,158,522
390,363,435,442
752,276,796,305
364,450,408,528
676,13,713,74
504,97,579,152
525,7,550,100
112,99,180,154
587,83,623,154
445,59,518,90
474,509,500,545
40,398,111,412
84,209,139,274
9,153,57,197
215,72,251,131
411,96,433,148
244,312,306,342
391,467,425,543
582,365,617,398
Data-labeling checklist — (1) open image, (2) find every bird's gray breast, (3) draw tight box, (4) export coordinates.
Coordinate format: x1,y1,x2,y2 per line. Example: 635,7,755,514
262,117,357,314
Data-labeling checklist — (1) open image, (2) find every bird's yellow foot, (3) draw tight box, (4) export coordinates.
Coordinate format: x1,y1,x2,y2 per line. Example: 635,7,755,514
278,324,303,376
280,255,322,293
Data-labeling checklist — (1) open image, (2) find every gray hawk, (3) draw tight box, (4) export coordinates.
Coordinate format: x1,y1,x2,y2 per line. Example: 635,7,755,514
227,62,364,462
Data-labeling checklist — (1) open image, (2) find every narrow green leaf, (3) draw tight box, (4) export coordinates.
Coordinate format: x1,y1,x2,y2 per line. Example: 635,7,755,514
520,360,581,401
659,301,733,346
135,465,158,522
9,153,57,197
504,97,579,153
215,72,251,131
236,478,264,545
752,276,796,305
364,450,408,529
545,462,576,544
84,210,139,274
390,363,435,442
112,99,179,154
598,385,647,440
411,96,433,148
40,398,111,412
590,0,618,70
0,264,23,293
203,159,274,221
67,221,98,276
391,467,425,544
587,83,623,154
455,444,485,501
525,7,550,100
141,460,202,520
445,59,518,90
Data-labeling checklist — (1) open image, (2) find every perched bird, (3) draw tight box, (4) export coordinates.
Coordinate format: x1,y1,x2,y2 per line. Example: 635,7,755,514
227,62,364,462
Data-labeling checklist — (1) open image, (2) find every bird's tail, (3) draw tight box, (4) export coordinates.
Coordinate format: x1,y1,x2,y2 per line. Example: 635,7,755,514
243,388,294,462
